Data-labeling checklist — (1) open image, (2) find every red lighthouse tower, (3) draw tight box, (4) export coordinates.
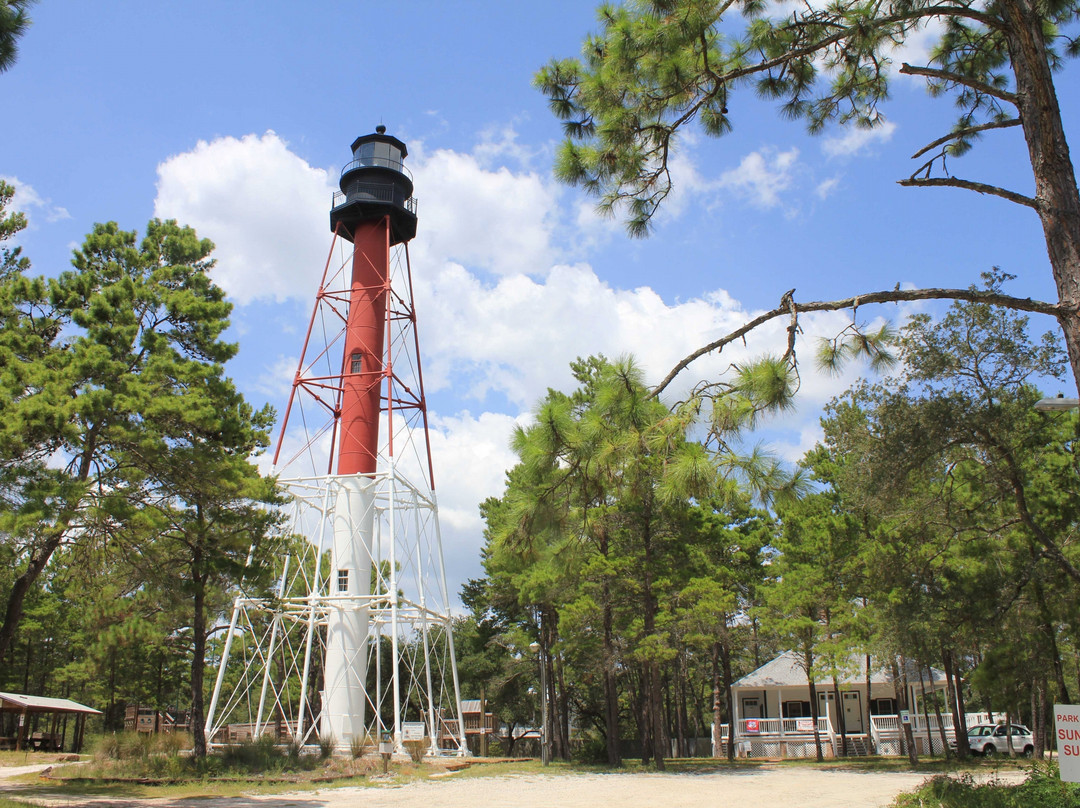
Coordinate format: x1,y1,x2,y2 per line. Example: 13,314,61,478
207,128,465,757
330,126,417,476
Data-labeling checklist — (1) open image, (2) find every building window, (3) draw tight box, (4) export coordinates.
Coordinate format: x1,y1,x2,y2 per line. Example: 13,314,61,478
783,700,812,718
350,353,363,374
870,698,897,715
337,569,349,593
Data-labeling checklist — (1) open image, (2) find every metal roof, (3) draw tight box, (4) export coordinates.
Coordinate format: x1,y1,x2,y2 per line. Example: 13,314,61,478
0,692,102,715
732,650,947,690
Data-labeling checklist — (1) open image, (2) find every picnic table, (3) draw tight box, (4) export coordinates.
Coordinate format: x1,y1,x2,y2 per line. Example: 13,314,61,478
28,732,61,752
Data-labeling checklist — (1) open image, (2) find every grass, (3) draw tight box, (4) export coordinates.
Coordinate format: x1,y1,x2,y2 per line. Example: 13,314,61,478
0,751,79,767
0,732,448,802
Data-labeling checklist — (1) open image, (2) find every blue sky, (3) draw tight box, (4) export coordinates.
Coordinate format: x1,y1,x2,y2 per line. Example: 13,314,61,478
5,1,1078,599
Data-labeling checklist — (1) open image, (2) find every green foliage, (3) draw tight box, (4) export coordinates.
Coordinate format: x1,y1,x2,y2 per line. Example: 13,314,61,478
571,735,610,764
536,0,1078,234
0,217,282,754
0,180,29,280
474,355,779,767
811,290,1078,742
892,766,1080,808
0,0,34,73
817,323,898,377
317,734,335,760
94,731,189,762
349,734,369,759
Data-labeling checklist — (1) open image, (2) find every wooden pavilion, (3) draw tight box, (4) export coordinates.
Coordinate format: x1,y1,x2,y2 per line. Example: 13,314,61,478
0,692,101,752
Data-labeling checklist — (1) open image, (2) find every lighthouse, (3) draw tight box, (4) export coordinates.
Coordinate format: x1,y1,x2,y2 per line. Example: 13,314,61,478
207,128,465,756
323,127,418,746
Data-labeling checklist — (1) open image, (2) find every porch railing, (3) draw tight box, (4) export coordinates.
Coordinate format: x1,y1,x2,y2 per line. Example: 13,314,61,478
729,711,1006,758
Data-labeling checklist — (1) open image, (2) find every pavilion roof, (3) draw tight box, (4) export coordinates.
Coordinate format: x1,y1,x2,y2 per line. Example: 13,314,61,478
0,692,102,715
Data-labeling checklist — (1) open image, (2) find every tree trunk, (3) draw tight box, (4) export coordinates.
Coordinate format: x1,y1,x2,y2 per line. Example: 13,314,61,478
1002,0,1080,395
600,529,621,766
1033,576,1071,703
641,510,666,770
832,675,848,757
191,539,208,758
0,430,98,666
711,642,723,758
922,665,950,758
942,647,969,759
805,645,824,762
0,529,64,665
555,647,571,760
676,653,689,758
1035,677,1048,758
864,653,875,754
719,636,736,761
892,657,918,766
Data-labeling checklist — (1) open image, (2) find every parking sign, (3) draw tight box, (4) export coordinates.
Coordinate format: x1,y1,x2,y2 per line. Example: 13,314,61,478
1056,704,1080,783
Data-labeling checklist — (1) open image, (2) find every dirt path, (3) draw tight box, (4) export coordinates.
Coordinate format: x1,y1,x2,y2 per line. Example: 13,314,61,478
0,765,1005,808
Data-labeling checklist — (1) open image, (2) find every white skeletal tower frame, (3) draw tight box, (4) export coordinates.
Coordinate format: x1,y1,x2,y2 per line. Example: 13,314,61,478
206,230,466,756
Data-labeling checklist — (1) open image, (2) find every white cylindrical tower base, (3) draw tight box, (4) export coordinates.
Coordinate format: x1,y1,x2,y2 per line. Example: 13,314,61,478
321,475,376,746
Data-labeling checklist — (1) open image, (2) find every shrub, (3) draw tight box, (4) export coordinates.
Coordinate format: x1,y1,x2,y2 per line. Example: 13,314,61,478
350,734,370,759
94,733,122,761
892,765,1080,808
219,734,287,773
571,736,608,765
403,739,427,763
317,733,336,760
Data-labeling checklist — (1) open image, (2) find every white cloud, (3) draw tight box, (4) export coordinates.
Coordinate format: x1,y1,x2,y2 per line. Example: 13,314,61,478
822,120,898,158
816,177,841,199
254,354,299,400
154,132,335,305
717,148,800,209
1,176,71,229
427,410,521,533
408,146,561,278
471,120,542,171
887,19,946,78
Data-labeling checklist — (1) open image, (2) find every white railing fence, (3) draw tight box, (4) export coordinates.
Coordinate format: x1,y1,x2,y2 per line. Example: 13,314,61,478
724,712,1007,758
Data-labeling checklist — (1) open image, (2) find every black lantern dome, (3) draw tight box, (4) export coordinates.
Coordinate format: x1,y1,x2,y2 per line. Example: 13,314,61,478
330,125,418,245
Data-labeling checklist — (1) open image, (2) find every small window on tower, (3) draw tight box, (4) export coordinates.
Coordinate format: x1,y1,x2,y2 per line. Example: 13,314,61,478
337,569,349,593
350,353,363,374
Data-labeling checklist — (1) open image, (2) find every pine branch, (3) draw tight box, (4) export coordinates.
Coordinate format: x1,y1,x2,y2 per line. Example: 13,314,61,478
651,287,1066,396
899,63,1019,104
898,176,1037,208
910,118,1021,160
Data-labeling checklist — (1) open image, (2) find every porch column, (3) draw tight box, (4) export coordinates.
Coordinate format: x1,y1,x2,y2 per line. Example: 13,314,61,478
15,708,27,751
778,691,786,758
732,692,741,757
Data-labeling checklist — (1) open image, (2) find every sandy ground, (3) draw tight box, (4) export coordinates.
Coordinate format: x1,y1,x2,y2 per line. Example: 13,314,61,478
0,762,1027,808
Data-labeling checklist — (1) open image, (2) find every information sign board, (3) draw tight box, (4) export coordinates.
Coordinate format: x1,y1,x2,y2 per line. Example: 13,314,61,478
745,719,760,734
402,721,426,741
1055,704,1080,783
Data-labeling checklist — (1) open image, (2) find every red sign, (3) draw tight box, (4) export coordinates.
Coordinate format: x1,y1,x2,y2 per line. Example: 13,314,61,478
746,719,760,734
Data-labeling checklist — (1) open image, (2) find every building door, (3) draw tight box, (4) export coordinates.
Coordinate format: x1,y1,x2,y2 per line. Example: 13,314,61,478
842,692,864,732
817,691,836,727
741,697,763,719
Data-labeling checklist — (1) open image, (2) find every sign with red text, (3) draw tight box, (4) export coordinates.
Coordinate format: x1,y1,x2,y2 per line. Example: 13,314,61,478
1055,704,1080,782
